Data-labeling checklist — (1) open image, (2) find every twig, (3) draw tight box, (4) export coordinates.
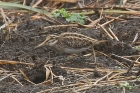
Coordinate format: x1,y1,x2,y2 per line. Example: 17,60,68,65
136,65,140,76
122,55,140,58
0,8,14,30
11,75,23,86
47,15,64,25
98,0,114,7
50,0,78,3
101,15,123,27
37,83,85,93
43,24,78,33
75,72,113,92
111,54,137,74
93,71,113,85
0,73,13,81
25,78,36,85
0,40,6,49
61,66,127,73
44,66,51,80
19,69,30,80
111,54,140,64
94,51,128,68
0,60,34,66
73,85,93,92
78,17,103,28
108,28,119,41
113,59,128,68
108,72,126,80
105,15,125,21
32,0,42,8
98,23,114,39
131,33,139,45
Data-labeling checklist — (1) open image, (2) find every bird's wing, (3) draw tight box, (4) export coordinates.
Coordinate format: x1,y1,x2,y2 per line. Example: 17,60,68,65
58,35,93,48
59,32,101,44
60,32,93,40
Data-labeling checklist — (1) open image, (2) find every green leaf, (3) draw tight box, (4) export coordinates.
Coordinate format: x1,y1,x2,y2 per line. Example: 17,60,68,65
77,19,85,24
135,46,140,51
120,82,136,90
0,2,48,14
52,12,60,18
52,8,86,24
66,18,71,22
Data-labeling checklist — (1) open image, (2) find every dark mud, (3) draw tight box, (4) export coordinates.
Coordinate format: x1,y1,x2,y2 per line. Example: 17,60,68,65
0,2,140,93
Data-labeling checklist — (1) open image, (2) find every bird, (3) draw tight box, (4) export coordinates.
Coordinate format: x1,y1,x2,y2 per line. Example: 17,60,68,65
35,32,106,63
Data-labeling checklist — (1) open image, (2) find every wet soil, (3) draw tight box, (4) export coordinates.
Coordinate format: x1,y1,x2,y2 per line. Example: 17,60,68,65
0,1,140,93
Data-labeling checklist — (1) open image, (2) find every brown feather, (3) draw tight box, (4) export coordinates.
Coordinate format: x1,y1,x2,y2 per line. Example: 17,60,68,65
35,32,107,53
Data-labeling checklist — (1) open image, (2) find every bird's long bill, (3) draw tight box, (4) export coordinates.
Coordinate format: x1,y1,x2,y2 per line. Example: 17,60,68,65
34,38,49,49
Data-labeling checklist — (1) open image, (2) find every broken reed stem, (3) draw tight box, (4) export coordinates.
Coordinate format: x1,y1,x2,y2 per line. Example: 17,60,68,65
101,15,123,27
11,75,23,86
108,28,119,41
61,66,127,73
37,83,85,93
19,69,29,80
93,71,113,85
95,51,127,68
111,54,140,64
105,16,125,21
108,72,125,80
92,44,97,64
43,24,78,32
98,23,114,39
0,60,34,66
50,0,78,3
44,66,51,80
122,55,140,58
37,70,136,93
75,72,113,92
0,73,12,81
98,15,122,40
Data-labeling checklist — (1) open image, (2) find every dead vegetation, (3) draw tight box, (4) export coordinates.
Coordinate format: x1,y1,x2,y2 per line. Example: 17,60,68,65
0,0,140,93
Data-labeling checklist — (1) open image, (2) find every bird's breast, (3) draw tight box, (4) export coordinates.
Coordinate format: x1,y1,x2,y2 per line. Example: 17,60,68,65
63,47,90,54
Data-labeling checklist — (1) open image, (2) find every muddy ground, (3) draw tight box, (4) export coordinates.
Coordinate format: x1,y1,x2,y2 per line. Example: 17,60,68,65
0,1,140,93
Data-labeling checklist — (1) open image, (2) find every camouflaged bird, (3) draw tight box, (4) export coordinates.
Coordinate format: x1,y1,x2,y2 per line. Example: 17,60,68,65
35,32,106,54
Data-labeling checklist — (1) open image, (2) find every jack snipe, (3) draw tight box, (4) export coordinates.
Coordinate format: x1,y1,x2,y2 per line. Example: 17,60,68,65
35,32,106,63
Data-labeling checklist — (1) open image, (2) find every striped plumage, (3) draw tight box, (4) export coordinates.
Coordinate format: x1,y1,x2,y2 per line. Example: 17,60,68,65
35,32,106,54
